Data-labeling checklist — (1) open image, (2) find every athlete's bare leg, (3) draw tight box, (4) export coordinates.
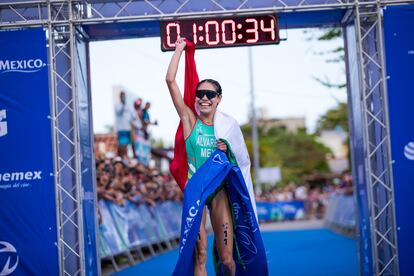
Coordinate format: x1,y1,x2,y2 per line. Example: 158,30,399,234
210,189,236,276
194,207,207,276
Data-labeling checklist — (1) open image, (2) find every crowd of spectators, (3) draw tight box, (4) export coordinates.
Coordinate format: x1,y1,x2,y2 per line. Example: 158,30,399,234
255,172,353,219
99,99,355,222
95,153,182,223
97,90,180,224
96,142,354,221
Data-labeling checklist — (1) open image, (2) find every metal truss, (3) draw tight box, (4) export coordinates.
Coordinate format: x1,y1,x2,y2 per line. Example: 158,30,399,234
47,1,85,275
355,2,399,275
0,0,414,28
2,0,414,275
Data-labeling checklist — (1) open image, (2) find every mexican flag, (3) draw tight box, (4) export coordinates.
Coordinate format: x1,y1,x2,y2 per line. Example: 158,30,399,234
169,40,257,218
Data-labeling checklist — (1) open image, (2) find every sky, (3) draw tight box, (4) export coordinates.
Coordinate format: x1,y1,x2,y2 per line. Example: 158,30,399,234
90,28,346,146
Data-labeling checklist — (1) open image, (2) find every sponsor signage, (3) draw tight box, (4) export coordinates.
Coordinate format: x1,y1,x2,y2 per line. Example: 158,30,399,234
0,58,47,73
256,201,305,221
384,6,414,275
0,28,59,275
0,109,7,136
403,142,414,160
0,241,19,275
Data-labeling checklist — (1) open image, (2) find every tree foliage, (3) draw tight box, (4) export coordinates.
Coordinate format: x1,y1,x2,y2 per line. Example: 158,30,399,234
242,125,331,184
315,102,349,134
317,28,342,41
306,27,346,89
315,102,351,170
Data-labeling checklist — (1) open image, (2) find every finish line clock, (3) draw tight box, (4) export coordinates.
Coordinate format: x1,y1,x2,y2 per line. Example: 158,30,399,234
160,14,280,51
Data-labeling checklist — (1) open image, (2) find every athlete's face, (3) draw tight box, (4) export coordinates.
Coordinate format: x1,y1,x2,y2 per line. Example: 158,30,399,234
195,82,221,115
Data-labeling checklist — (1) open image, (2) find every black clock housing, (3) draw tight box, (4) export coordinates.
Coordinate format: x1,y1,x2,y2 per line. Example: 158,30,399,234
160,14,280,51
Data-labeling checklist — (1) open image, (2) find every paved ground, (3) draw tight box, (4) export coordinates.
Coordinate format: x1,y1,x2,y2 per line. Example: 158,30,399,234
110,220,358,276
260,219,325,232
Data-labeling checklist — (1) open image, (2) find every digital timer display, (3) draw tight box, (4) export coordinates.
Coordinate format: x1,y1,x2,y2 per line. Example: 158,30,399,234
160,14,279,51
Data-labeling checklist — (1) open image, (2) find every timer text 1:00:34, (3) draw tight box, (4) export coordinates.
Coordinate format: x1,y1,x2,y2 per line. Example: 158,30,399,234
160,15,280,51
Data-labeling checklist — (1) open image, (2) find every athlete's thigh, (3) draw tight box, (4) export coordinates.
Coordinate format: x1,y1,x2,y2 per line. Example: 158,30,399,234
209,188,233,255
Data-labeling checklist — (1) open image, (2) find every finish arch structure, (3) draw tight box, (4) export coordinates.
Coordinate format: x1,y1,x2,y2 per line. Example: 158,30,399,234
1,0,413,275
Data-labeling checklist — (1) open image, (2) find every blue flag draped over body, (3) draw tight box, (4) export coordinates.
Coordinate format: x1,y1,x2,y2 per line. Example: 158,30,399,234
173,150,268,276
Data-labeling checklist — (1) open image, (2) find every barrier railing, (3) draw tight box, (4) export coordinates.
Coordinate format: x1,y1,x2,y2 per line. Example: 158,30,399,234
100,196,354,270
256,200,306,222
98,200,182,271
324,194,356,236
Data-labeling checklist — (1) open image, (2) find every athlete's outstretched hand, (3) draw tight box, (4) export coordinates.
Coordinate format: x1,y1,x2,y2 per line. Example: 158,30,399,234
217,140,227,152
175,37,186,52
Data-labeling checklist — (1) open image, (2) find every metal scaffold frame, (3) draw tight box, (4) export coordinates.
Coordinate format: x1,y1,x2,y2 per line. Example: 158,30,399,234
0,0,413,27
1,0,413,275
46,1,85,275
355,2,399,275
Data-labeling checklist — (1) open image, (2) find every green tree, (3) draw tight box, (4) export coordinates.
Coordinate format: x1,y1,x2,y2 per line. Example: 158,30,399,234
306,27,346,89
150,137,165,148
315,102,348,134
315,102,351,168
242,125,331,185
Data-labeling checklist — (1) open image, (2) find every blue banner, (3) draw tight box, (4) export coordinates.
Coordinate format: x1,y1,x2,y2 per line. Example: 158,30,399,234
75,38,99,275
156,201,181,238
98,200,183,259
325,195,355,228
99,200,129,256
108,200,148,247
136,204,163,243
134,129,151,166
384,6,414,275
0,28,58,275
256,201,305,222
344,24,374,276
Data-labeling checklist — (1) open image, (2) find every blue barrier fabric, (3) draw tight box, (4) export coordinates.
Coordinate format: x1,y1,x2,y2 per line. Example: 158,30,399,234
99,200,130,256
126,202,155,245
0,28,58,275
325,195,355,228
344,24,374,276
98,226,112,258
151,204,171,240
173,150,268,276
137,204,162,242
98,200,183,258
108,201,148,247
75,38,99,275
256,201,305,221
156,201,182,238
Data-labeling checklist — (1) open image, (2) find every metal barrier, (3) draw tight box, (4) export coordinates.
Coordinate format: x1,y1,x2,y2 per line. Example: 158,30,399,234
98,200,182,271
325,194,356,236
256,200,306,222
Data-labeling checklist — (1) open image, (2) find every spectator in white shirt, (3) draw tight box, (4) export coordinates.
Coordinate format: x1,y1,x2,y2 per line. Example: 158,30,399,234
115,91,138,158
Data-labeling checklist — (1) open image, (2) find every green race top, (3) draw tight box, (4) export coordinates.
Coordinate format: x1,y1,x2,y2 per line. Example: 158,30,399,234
185,118,217,179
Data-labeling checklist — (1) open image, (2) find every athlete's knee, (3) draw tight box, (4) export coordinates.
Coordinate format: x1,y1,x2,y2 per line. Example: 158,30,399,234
195,232,207,266
195,247,207,266
220,254,235,276
218,241,234,267
220,248,233,263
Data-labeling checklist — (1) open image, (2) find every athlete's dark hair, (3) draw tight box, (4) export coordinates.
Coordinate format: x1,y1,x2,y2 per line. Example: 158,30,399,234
196,79,222,95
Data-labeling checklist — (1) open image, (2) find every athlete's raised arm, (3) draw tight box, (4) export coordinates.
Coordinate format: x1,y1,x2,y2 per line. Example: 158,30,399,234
165,38,195,135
